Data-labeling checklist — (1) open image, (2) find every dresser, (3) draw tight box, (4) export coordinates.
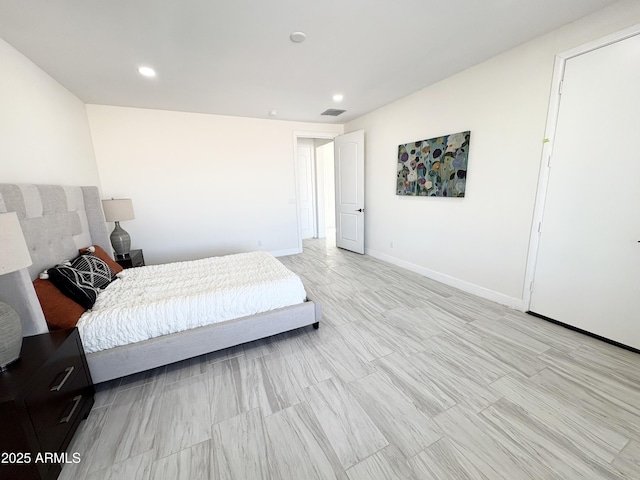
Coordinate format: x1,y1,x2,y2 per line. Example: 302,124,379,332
0,328,94,480
115,249,145,269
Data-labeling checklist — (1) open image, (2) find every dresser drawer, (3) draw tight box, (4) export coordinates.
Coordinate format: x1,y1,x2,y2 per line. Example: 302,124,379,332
26,350,84,435
33,369,91,454
0,328,94,480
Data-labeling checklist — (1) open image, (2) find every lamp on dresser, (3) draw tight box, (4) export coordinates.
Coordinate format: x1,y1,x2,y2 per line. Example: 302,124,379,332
102,198,135,258
0,212,33,370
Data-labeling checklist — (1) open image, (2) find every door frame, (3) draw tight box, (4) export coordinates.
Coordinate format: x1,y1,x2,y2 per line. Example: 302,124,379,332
523,24,640,310
293,131,340,253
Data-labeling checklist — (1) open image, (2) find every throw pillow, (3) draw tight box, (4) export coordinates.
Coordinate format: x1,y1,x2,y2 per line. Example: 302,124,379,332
33,278,86,330
79,245,123,274
47,264,99,309
71,253,117,289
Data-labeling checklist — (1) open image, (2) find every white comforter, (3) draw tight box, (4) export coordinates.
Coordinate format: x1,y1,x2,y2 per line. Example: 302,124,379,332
77,251,307,353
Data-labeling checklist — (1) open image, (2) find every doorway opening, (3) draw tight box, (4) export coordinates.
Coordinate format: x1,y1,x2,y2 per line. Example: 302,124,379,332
294,133,338,252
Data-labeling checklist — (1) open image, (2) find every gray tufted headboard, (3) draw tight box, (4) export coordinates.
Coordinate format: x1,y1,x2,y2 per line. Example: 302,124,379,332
0,184,111,336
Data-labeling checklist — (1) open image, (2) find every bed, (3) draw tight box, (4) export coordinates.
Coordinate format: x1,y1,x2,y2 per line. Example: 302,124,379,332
0,184,321,383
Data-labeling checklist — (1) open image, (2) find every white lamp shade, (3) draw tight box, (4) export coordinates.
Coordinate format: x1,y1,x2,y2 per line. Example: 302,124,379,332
102,199,135,222
0,212,32,275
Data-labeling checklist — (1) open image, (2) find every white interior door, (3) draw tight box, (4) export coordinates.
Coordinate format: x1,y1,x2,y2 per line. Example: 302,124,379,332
297,139,316,239
334,130,365,254
529,34,640,349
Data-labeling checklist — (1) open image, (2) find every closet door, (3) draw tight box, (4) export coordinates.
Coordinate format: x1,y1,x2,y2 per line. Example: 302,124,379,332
529,33,640,349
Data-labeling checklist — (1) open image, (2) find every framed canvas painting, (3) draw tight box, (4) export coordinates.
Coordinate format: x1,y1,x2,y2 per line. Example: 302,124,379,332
397,131,470,197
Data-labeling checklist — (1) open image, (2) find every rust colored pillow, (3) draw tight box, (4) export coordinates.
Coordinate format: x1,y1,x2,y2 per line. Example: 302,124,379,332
33,278,86,330
79,245,123,274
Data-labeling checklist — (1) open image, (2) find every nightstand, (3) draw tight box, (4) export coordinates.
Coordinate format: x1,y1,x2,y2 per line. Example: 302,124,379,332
0,328,94,480
115,249,145,269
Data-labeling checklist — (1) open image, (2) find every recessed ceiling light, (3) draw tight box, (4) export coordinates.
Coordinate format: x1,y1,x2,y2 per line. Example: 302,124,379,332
269,110,277,116
137,66,156,78
332,94,344,102
290,31,306,43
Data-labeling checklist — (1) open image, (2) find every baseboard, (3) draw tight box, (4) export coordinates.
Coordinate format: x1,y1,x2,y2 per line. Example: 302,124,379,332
527,311,640,354
365,248,526,311
270,247,302,257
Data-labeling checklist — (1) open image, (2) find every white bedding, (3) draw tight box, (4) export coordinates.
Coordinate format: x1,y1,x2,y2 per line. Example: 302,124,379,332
77,251,307,353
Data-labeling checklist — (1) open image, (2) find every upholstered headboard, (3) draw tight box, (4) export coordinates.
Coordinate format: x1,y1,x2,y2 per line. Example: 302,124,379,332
0,184,111,335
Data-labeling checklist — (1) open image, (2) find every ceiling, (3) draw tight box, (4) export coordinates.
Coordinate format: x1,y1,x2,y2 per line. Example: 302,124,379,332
0,0,617,123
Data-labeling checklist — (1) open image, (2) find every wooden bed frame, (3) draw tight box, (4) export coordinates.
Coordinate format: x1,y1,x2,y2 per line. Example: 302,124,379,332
0,184,321,383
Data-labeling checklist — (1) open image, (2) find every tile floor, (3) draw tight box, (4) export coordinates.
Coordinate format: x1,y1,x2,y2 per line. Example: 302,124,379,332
60,238,640,479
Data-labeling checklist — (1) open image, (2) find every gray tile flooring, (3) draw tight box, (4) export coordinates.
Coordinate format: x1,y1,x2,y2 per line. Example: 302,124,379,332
61,238,640,479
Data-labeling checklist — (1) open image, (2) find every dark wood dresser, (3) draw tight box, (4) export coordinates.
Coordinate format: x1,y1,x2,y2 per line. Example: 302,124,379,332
115,249,145,269
0,328,94,480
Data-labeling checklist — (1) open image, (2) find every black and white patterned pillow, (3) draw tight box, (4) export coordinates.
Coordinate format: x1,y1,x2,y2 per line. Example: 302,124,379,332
47,264,99,309
71,253,117,289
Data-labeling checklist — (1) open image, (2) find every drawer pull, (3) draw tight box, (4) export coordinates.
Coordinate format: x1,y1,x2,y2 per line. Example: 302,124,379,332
59,395,82,424
50,366,75,392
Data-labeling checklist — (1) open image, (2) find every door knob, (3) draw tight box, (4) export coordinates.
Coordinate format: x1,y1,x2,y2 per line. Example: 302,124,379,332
356,208,364,212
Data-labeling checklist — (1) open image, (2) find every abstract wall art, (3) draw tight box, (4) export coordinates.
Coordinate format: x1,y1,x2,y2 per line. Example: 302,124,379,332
396,131,470,197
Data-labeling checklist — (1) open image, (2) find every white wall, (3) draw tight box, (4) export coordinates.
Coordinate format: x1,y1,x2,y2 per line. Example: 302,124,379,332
345,0,640,308
87,105,342,264
0,37,100,185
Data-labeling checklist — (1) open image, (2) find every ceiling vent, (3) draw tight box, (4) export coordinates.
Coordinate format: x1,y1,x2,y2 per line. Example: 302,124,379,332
321,108,346,116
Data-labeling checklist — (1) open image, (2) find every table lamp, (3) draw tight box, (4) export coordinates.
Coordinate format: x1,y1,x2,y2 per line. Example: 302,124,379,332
102,198,135,258
0,212,33,370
